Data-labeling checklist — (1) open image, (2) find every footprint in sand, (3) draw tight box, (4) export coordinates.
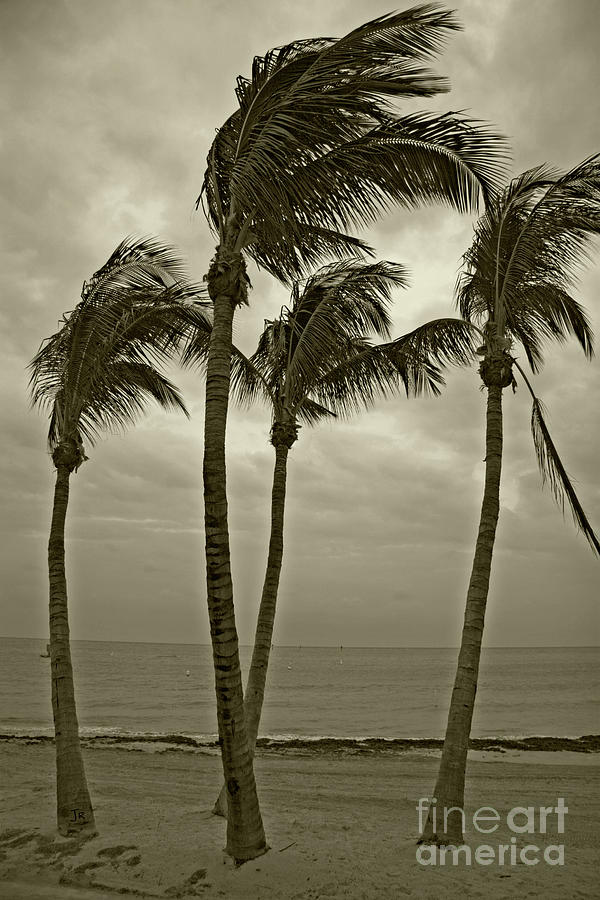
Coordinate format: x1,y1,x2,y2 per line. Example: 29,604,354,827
96,843,138,859
0,828,38,850
95,844,141,869
165,867,210,897
62,844,142,890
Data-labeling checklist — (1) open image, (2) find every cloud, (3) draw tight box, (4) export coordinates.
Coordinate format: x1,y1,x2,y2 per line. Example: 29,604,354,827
0,0,598,646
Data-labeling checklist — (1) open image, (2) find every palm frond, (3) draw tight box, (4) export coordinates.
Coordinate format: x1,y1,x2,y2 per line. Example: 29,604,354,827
82,236,191,304
244,224,374,284
296,397,337,425
179,302,215,370
230,346,275,410
200,7,508,282
531,397,600,555
290,113,508,226
310,334,444,414
390,316,478,368
63,239,203,420
309,316,478,413
457,154,600,369
232,6,461,163
29,238,203,453
63,296,204,427
512,360,600,555
504,284,594,373
76,362,189,442
234,113,508,281
284,260,407,399
234,260,473,424
234,4,460,131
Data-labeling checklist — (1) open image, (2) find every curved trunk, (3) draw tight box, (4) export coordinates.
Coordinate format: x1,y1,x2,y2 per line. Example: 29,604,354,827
421,382,503,844
203,249,266,862
214,442,290,816
48,464,95,835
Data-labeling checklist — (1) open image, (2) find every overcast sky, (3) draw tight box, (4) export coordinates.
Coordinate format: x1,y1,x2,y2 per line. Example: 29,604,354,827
1,0,598,647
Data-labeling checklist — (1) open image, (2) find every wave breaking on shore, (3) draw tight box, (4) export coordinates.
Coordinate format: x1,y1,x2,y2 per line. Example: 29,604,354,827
1,731,599,754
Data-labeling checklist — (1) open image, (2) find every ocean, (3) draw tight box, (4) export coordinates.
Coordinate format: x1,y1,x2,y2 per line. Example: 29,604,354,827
0,638,598,745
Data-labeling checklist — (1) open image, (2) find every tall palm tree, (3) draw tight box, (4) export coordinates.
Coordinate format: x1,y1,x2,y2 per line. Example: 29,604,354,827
29,237,207,836
420,156,600,845
197,4,507,859
183,258,478,816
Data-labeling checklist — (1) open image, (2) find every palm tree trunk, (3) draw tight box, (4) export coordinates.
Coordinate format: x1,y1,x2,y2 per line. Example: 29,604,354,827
213,441,290,817
203,249,267,862
48,463,95,835
421,380,504,844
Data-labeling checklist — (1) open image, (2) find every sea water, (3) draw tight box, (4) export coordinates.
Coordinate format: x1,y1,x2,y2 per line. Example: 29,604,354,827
0,638,597,742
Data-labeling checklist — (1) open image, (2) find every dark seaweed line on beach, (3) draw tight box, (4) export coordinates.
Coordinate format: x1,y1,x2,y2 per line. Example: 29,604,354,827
1,733,599,753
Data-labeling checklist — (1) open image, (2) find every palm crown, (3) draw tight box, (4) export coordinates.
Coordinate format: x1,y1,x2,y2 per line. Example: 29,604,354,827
185,258,478,430
457,155,600,366
200,5,508,284
456,156,600,552
241,261,409,429
29,237,210,468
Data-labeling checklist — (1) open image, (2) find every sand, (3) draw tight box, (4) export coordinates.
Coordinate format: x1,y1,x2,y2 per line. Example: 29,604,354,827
0,740,598,899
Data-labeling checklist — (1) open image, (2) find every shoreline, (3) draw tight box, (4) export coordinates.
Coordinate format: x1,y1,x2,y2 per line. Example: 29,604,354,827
1,732,599,754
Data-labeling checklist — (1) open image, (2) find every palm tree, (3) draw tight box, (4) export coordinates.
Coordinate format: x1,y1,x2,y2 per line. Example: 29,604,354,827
420,156,600,845
29,237,207,836
197,5,507,860
183,258,478,816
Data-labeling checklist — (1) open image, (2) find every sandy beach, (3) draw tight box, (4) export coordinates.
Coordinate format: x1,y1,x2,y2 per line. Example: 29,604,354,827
1,740,598,899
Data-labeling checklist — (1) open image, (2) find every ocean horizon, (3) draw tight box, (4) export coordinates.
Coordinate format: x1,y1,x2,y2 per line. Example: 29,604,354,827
5,634,599,648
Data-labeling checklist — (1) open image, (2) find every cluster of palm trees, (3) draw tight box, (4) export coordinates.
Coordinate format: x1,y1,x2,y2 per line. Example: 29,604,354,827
29,5,599,863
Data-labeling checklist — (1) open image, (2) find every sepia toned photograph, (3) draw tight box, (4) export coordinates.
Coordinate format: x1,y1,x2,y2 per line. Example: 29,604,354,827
0,1,598,897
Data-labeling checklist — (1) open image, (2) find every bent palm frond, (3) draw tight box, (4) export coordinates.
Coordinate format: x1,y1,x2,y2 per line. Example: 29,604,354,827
200,5,508,283
530,397,600,554
296,397,336,425
283,260,406,393
215,7,463,198
82,236,192,304
512,360,599,555
230,111,507,283
294,112,507,228
312,336,443,411
230,347,276,411
389,316,478,368
315,316,476,407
